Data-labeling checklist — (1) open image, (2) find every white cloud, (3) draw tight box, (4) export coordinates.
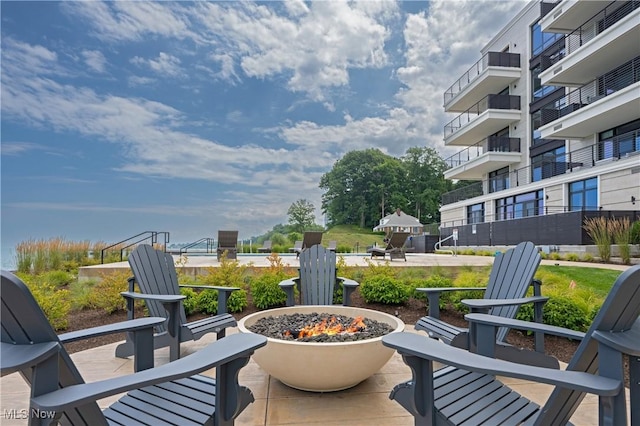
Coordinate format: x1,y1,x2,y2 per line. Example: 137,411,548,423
130,52,183,78
82,50,107,73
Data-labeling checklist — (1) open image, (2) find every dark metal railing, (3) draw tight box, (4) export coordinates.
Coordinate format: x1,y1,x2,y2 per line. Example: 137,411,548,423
100,231,170,264
441,128,640,206
541,0,639,72
444,136,521,168
179,237,215,255
444,94,521,139
540,56,640,127
441,181,483,205
444,52,520,105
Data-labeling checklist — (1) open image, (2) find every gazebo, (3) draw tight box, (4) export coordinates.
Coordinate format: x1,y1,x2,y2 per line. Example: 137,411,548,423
373,209,424,236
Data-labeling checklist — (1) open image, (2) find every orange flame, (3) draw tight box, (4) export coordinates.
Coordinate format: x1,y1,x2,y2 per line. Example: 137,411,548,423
284,316,366,339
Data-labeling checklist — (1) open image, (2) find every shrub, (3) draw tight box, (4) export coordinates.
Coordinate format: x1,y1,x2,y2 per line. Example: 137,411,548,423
180,287,199,315
610,217,632,265
410,274,453,303
565,253,579,262
580,252,595,262
541,297,590,332
250,272,288,309
360,275,409,304
87,270,130,313
631,220,640,244
196,289,219,314
69,279,98,309
198,256,249,312
41,270,75,288
583,216,611,262
336,244,352,253
18,273,71,330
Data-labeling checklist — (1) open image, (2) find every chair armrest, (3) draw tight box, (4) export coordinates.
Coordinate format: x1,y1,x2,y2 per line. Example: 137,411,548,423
415,287,486,319
179,285,240,292
464,313,585,358
1,342,60,376
120,291,186,303
279,278,297,307
59,317,166,344
30,333,268,412
337,277,359,288
461,296,549,310
465,313,585,340
382,332,620,396
593,327,640,356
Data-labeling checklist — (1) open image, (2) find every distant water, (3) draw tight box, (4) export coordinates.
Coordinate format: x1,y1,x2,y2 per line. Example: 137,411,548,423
1,245,16,271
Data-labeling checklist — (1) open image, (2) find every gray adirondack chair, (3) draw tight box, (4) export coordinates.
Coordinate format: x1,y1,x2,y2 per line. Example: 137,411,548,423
367,232,411,261
257,240,272,253
217,230,238,260
116,244,239,361
414,241,551,367
1,269,267,426
294,231,324,258
383,263,640,426
280,244,359,306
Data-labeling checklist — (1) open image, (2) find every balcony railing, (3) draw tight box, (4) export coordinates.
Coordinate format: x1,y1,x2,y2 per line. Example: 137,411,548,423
444,94,520,138
444,136,521,168
441,128,640,206
443,52,520,106
441,181,483,205
540,56,640,127
541,0,639,72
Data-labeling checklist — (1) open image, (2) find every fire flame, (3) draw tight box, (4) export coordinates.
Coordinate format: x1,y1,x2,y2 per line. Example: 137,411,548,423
284,316,366,339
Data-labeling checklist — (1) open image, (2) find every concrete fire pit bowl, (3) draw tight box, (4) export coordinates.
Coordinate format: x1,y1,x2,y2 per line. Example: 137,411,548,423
237,305,405,392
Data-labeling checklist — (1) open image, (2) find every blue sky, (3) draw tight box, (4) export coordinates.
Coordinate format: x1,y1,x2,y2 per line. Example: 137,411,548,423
1,1,524,268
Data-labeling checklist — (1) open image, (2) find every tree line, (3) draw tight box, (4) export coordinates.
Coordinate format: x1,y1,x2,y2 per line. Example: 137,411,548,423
319,146,464,229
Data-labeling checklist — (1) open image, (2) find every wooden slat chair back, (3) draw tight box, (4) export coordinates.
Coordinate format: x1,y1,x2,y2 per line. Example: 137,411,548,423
1,271,105,424
299,244,337,305
116,244,238,361
383,264,640,425
2,270,266,426
280,244,359,306
416,241,542,348
478,240,541,343
129,245,188,331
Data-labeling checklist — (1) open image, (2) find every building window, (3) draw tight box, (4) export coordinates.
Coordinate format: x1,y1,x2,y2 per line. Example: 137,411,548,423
531,63,558,101
531,146,566,182
531,22,563,57
489,166,510,193
467,203,484,224
598,119,640,160
495,190,544,221
569,177,598,211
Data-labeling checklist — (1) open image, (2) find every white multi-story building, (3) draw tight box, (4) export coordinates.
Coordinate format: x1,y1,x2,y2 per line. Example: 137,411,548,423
438,0,640,246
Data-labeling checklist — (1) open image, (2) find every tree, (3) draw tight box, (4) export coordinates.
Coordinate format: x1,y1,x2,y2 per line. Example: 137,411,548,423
319,149,406,229
401,146,451,224
287,199,316,233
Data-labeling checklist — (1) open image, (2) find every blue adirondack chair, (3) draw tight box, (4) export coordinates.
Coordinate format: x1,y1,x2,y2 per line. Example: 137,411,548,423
414,241,552,367
280,244,359,306
383,264,640,425
116,244,239,361
1,269,266,426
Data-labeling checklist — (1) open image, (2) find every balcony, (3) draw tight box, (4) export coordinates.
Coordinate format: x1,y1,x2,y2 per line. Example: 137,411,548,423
441,129,640,206
444,52,520,112
444,137,521,180
541,1,640,86
540,0,612,33
444,94,521,146
539,57,640,139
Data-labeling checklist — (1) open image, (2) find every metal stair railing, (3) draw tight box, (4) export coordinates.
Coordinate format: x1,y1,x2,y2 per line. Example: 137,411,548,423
179,238,215,255
100,231,170,264
434,234,456,256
